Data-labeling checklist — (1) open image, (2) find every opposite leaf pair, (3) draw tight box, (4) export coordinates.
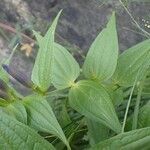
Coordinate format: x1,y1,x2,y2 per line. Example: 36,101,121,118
32,12,119,90
32,10,121,134
32,10,80,91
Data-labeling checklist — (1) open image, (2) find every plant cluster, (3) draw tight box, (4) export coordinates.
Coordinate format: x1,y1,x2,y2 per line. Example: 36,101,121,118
0,10,149,150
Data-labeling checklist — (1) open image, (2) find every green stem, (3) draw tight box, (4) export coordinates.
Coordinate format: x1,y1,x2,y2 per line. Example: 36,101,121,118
3,43,19,65
132,69,148,130
132,85,143,130
121,77,137,133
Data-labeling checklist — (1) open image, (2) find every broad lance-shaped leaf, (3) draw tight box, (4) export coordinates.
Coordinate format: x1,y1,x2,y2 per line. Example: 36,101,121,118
32,31,80,89
83,12,118,81
31,10,62,92
112,39,150,87
90,127,150,150
52,43,80,89
87,119,109,146
0,111,55,150
135,102,150,128
106,86,123,106
3,101,27,124
23,95,70,149
69,80,121,133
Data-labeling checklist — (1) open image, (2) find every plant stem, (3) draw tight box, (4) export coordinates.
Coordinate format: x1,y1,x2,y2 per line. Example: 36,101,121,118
121,77,137,133
122,27,148,38
5,43,19,64
122,49,150,133
0,22,35,43
132,68,148,130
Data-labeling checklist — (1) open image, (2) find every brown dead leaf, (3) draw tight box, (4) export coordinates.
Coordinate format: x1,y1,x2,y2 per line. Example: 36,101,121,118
20,43,34,57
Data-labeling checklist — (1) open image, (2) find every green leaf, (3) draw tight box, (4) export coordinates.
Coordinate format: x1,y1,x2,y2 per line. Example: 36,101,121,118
31,10,62,92
23,95,70,148
143,76,150,95
0,111,55,150
113,39,150,87
58,101,71,127
3,101,27,124
0,98,9,106
107,87,123,106
126,102,150,131
83,12,118,81
0,44,19,83
69,80,121,133
32,31,80,90
0,67,9,83
52,43,80,89
87,119,109,146
91,127,150,150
